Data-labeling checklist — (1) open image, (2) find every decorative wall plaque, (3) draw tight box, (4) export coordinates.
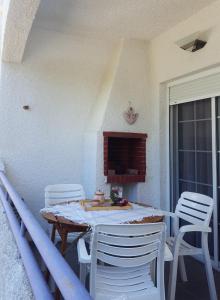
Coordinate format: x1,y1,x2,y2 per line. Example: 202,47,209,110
123,103,139,125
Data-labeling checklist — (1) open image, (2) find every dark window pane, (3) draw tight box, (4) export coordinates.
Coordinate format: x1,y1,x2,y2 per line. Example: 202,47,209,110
217,153,220,186
171,99,215,255
178,101,194,121
197,184,213,197
196,152,212,184
217,120,220,151
216,96,220,116
178,179,198,246
195,98,211,119
179,180,196,194
218,188,220,224
218,224,220,258
179,151,195,181
208,225,214,257
196,120,212,151
179,122,195,150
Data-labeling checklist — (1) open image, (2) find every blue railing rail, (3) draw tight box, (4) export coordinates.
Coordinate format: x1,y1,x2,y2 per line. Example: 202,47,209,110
0,165,91,300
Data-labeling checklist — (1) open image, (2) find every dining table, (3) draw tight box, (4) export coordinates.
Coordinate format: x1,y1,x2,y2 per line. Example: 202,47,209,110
40,200,165,256
40,200,172,300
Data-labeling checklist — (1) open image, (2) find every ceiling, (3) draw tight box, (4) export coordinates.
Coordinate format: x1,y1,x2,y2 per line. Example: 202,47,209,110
34,0,216,40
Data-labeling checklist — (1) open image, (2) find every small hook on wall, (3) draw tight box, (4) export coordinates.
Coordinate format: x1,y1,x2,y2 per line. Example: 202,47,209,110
23,105,30,110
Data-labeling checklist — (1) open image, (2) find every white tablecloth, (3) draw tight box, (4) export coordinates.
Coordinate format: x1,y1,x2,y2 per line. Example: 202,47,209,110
41,202,164,227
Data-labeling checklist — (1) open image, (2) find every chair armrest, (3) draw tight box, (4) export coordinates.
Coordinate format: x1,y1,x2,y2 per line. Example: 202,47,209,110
159,210,179,237
159,210,177,219
179,225,211,234
77,238,91,264
165,244,173,261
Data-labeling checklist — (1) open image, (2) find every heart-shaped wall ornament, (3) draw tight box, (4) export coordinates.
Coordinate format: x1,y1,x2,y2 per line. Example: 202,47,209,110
123,105,139,125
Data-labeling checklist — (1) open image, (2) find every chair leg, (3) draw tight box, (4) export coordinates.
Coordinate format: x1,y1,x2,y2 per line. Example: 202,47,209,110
202,234,217,300
51,224,56,243
168,239,181,300
151,259,156,284
168,258,178,300
178,256,188,282
80,263,87,284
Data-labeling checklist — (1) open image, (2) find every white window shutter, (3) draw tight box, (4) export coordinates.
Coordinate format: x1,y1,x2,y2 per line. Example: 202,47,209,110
169,72,220,105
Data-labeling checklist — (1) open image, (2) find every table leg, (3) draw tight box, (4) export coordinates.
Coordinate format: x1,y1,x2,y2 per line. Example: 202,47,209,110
46,224,57,282
60,231,68,256
51,224,56,243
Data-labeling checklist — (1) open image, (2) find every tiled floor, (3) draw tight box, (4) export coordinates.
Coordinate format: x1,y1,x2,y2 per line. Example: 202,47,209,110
64,244,220,300
37,240,219,300
167,257,220,300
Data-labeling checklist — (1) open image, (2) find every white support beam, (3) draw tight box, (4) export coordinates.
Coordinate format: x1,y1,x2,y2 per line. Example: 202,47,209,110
1,0,40,63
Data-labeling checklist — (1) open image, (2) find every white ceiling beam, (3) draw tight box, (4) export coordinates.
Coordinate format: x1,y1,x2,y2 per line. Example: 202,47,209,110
1,0,40,63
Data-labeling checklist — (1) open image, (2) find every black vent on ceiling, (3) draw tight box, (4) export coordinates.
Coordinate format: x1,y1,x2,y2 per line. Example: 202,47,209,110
180,39,207,52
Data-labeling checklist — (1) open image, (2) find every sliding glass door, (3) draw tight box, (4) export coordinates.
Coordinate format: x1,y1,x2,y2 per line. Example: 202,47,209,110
216,97,220,260
170,97,219,264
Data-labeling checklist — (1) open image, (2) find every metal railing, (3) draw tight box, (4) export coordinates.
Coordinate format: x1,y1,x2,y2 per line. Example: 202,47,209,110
0,166,91,300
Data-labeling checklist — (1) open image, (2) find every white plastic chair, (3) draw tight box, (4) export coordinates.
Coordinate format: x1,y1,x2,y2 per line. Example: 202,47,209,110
164,192,217,300
45,183,85,207
45,183,86,243
77,223,166,300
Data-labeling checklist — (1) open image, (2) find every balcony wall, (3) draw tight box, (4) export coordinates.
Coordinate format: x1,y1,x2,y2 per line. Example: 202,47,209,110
0,27,116,221
0,26,153,220
1,1,220,219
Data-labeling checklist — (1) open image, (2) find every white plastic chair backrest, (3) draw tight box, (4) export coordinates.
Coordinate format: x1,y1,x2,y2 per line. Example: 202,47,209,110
175,192,214,226
45,184,85,207
90,223,166,298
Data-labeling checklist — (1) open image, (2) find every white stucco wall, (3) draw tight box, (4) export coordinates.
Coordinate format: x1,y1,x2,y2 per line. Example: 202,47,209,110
1,0,40,63
0,27,115,222
82,39,124,198
1,2,220,298
83,39,157,206
0,23,155,222
150,1,220,83
2,1,220,221
148,0,220,209
99,39,155,204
